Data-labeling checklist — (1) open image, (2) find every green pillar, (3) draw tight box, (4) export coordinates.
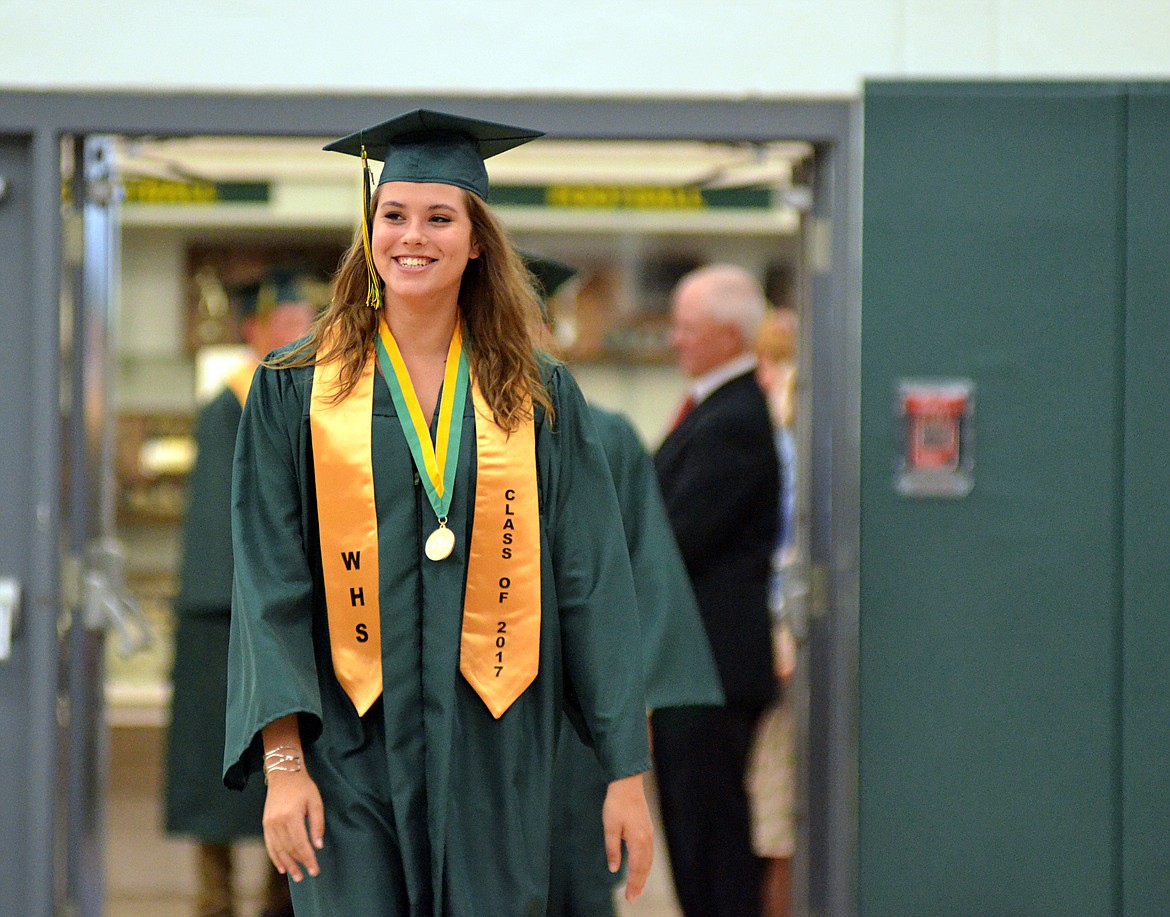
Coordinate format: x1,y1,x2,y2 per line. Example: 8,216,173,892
860,82,1129,916
1121,86,1170,917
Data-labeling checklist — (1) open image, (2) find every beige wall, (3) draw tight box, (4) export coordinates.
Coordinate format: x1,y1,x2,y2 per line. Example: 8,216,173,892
116,205,799,445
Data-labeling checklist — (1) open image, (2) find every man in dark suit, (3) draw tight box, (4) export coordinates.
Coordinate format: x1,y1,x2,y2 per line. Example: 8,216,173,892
652,263,780,917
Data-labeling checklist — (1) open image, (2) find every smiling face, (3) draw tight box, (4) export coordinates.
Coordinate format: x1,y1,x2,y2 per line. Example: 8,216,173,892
370,181,480,311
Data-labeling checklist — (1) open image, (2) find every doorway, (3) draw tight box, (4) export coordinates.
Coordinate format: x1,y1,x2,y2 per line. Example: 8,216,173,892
0,91,859,917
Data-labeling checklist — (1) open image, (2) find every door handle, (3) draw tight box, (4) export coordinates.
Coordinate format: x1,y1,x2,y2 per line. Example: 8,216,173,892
83,538,153,656
0,577,21,661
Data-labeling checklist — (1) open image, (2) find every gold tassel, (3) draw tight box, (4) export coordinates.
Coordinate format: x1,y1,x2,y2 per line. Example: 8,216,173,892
361,145,382,311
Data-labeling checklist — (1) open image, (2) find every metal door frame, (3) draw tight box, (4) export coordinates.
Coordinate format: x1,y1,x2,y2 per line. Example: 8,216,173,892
0,90,860,917
0,124,61,917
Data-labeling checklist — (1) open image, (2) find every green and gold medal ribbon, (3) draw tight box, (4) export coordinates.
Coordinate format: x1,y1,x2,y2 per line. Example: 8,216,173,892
375,319,468,558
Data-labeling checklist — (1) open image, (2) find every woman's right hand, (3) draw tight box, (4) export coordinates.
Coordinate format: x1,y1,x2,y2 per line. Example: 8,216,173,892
262,766,325,882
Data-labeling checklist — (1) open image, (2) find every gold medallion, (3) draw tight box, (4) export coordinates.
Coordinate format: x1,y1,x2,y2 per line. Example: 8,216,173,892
425,524,455,562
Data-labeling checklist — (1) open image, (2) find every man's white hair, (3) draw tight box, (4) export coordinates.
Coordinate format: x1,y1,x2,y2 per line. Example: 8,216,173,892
676,263,768,345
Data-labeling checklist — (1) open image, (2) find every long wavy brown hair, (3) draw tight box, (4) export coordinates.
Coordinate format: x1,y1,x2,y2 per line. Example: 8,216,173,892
271,185,552,429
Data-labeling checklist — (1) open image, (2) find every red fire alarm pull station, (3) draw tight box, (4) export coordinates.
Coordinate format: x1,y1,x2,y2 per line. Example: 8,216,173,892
896,380,974,497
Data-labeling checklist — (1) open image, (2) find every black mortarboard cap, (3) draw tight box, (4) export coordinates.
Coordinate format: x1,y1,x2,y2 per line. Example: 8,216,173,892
324,109,543,200
237,266,330,318
523,253,580,303
521,252,581,325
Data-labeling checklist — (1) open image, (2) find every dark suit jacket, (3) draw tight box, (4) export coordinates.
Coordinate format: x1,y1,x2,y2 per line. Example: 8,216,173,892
654,369,779,709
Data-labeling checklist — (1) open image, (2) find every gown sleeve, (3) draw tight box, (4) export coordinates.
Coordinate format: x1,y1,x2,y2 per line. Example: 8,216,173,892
175,388,241,616
544,365,651,783
592,407,724,711
223,362,323,790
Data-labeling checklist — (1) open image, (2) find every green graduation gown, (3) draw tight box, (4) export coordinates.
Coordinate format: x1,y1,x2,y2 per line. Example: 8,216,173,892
223,355,650,917
165,384,269,840
546,405,723,917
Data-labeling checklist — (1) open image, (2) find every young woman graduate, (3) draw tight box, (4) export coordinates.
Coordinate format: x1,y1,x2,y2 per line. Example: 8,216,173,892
221,110,654,917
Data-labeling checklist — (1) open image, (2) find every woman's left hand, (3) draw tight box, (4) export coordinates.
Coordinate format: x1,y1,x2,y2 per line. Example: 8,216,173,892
602,772,654,902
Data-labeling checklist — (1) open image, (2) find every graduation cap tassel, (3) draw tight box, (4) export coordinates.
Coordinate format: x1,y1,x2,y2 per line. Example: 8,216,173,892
360,145,382,311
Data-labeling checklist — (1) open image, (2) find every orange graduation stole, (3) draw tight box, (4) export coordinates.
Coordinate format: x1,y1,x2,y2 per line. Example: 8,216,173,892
309,338,383,716
460,379,541,719
309,323,540,718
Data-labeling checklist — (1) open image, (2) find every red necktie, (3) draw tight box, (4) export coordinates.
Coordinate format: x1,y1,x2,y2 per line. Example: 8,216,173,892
670,393,696,432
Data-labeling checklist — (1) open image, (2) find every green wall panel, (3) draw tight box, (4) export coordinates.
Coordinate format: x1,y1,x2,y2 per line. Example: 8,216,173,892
860,84,1127,916
1121,87,1170,916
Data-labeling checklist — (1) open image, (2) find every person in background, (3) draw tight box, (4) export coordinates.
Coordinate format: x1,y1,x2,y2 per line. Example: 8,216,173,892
527,255,724,917
164,267,323,917
653,263,780,917
221,110,654,917
750,306,801,917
